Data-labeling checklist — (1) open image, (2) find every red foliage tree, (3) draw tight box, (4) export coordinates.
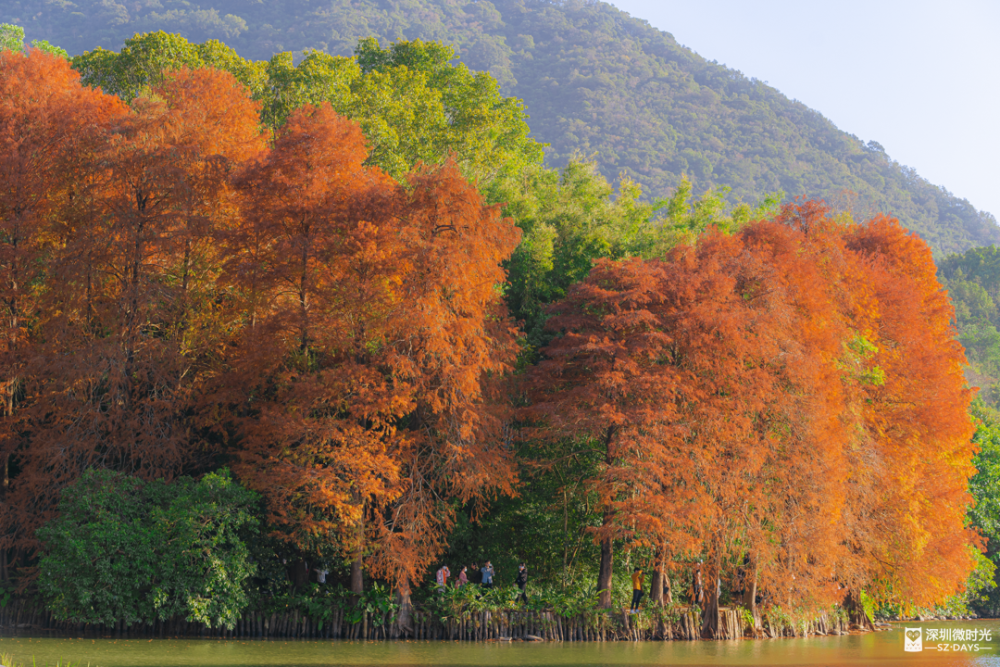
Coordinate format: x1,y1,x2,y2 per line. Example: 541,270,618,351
665,228,824,635
526,257,698,608
223,103,520,622
0,50,128,576
530,203,977,626
1,65,264,569
837,213,977,617
529,223,853,619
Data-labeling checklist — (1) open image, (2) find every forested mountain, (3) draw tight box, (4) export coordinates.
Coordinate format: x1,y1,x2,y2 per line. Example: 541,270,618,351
8,0,998,254
3,1,993,255
5,0,1000,253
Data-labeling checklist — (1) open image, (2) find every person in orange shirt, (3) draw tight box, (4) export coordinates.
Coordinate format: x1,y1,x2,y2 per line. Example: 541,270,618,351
630,566,644,612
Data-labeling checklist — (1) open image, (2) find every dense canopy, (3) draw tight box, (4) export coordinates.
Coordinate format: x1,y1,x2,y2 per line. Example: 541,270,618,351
0,42,986,634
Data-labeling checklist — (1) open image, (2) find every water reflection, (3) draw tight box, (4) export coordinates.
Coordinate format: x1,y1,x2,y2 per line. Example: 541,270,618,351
4,620,1000,666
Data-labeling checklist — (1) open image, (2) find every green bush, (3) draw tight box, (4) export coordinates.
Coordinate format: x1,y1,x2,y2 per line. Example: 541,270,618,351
37,468,258,629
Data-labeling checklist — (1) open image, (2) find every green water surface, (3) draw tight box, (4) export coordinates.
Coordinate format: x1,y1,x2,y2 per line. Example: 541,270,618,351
4,620,1000,667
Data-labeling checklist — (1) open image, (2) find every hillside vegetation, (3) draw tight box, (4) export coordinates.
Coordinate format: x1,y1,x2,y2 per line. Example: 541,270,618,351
6,0,998,255
940,247,1000,407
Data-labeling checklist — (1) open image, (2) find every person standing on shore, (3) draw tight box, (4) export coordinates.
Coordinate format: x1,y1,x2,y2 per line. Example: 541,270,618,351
481,561,495,589
631,567,645,612
436,565,450,592
516,563,528,603
457,566,469,587
692,561,703,605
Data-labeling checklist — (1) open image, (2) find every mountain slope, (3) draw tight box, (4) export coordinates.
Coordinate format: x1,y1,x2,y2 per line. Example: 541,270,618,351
9,0,998,254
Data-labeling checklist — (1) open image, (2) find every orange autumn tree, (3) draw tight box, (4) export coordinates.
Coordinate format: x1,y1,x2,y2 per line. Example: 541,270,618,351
3,66,264,562
528,223,853,618
0,49,128,573
223,103,520,623
221,103,405,594
366,161,522,617
762,202,978,624
672,223,855,637
529,204,979,623
526,257,700,609
835,213,978,620
0,47,977,627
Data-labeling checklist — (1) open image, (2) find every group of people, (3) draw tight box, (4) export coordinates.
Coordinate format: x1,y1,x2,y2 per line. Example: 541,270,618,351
433,561,711,612
435,561,530,603
435,560,494,589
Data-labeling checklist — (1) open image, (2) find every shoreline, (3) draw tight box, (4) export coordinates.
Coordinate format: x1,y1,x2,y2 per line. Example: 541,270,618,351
0,603,869,643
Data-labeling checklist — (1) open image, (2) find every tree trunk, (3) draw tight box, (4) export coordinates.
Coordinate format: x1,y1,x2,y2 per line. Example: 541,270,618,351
650,569,663,607
298,242,310,355
700,572,721,639
350,554,364,603
742,563,758,616
393,575,413,638
288,559,310,590
1,433,6,583
2,379,11,583
843,589,874,631
597,512,614,608
650,544,665,607
597,426,616,609
562,489,569,588
349,502,364,605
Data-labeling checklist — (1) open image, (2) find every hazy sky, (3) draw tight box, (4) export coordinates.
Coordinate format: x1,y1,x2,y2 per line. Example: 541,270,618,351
609,0,1000,220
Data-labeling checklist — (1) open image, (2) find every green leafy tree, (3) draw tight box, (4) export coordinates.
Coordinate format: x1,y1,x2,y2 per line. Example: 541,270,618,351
28,40,69,59
501,161,656,347
970,401,1000,544
355,38,543,184
73,31,266,101
260,49,357,128
962,400,1000,615
36,469,259,628
445,436,605,589
939,247,1000,407
72,33,544,187
0,24,24,53
658,176,782,246
0,24,67,58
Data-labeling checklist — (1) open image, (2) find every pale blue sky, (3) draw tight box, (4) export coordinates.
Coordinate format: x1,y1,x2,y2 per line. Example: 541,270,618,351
610,0,1000,222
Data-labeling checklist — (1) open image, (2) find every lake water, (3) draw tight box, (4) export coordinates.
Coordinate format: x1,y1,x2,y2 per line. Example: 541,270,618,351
4,620,1000,666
